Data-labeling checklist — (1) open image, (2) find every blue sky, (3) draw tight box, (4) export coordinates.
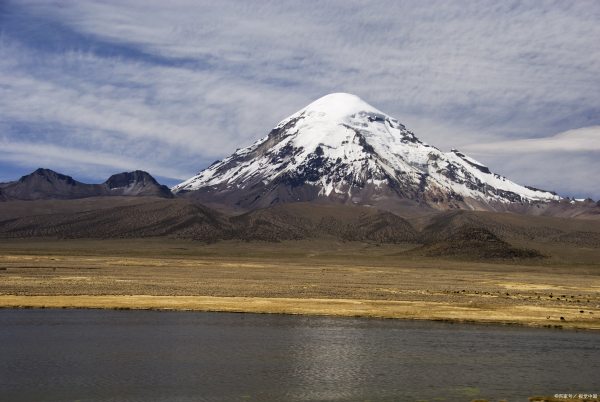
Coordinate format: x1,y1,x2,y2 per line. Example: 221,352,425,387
1,0,599,198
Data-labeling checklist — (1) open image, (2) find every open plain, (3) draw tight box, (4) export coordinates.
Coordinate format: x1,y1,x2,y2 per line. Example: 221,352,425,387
1,238,599,331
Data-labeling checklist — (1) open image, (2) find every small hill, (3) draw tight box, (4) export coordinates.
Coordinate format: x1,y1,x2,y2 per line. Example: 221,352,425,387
409,226,544,260
104,170,173,198
0,168,173,201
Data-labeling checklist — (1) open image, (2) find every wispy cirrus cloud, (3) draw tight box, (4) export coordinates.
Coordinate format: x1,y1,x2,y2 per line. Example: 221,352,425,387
464,126,600,153
0,0,599,196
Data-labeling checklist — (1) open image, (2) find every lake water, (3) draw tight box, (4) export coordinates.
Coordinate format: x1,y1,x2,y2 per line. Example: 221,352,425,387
1,309,598,402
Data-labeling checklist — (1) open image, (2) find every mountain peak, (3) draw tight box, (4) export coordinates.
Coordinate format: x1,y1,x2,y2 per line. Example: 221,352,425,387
104,170,173,198
173,94,560,210
104,170,158,189
21,168,79,186
300,93,382,121
32,168,56,175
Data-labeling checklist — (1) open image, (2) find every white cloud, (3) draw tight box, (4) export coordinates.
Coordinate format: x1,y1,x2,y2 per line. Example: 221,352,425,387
463,126,600,154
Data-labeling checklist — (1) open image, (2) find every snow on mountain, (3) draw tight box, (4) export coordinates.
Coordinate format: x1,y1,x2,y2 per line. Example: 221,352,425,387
173,93,559,209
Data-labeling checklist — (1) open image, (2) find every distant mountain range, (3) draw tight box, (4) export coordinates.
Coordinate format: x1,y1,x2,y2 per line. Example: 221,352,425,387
0,93,598,258
0,168,173,201
173,93,562,211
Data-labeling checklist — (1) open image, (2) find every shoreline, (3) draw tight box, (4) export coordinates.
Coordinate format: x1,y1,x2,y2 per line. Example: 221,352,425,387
2,295,599,331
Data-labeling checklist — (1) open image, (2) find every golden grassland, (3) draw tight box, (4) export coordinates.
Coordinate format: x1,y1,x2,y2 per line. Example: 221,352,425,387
1,238,599,331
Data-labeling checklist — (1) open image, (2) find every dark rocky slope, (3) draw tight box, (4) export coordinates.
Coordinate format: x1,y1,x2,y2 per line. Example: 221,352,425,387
0,168,173,201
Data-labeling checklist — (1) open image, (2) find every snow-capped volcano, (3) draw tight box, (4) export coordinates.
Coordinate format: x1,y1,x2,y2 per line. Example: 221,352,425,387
173,93,559,210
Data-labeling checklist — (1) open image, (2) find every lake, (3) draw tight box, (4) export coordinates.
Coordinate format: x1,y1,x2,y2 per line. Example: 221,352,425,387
1,309,598,401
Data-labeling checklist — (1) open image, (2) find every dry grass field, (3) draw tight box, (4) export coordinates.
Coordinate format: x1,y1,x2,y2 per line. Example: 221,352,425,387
1,238,599,330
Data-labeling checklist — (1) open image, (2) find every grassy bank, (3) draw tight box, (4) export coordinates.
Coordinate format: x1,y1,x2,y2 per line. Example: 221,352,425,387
1,239,599,330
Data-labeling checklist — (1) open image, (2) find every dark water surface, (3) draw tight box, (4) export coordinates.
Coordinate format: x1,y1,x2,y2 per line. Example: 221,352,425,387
1,309,598,402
